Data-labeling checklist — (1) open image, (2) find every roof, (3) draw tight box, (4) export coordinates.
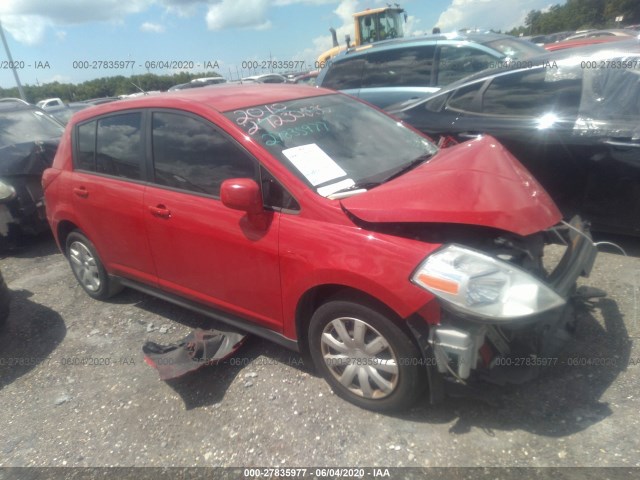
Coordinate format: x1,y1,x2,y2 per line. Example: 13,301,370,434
341,32,532,57
68,84,335,124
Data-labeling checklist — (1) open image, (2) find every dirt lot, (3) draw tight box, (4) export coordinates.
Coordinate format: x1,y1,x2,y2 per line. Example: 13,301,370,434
0,232,639,474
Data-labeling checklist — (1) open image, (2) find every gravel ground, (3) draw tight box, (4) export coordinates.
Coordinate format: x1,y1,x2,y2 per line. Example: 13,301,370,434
0,232,639,472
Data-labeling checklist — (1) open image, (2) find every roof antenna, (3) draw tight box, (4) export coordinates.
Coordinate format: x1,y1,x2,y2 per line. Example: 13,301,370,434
130,81,147,95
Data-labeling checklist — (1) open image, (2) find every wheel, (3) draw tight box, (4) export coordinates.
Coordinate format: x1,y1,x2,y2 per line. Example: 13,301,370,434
65,231,122,300
308,297,426,412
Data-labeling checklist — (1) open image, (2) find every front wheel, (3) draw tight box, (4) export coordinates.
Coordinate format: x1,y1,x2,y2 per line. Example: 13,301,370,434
308,297,426,412
66,231,122,300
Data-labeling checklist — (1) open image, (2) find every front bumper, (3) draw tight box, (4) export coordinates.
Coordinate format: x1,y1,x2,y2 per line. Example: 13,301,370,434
0,176,49,240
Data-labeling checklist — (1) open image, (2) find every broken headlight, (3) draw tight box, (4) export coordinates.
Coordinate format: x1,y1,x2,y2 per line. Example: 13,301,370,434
0,179,16,202
411,244,564,320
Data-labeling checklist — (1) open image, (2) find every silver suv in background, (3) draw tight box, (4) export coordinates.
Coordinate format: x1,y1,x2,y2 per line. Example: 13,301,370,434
316,32,545,109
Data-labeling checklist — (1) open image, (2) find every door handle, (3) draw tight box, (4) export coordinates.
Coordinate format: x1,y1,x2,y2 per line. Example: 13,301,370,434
148,205,171,218
604,139,640,148
73,187,89,198
458,132,483,139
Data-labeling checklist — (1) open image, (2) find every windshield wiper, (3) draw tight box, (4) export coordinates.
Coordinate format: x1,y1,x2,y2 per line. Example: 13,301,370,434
326,181,381,198
327,153,434,199
380,153,434,184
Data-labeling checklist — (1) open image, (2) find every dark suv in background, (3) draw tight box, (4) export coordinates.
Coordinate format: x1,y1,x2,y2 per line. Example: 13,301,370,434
316,32,545,108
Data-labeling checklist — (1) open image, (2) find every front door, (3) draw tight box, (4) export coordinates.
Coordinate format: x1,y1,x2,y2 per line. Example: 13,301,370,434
143,110,283,330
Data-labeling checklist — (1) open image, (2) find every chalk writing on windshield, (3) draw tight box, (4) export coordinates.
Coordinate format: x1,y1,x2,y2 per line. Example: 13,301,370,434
262,121,329,146
231,103,325,136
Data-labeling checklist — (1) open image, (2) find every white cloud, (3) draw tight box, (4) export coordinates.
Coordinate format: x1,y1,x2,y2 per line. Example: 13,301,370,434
141,22,165,33
205,0,272,30
0,0,154,44
0,0,154,25
436,0,555,33
0,15,50,45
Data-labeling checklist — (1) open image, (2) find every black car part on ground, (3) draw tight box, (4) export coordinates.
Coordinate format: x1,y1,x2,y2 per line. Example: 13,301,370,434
143,329,248,380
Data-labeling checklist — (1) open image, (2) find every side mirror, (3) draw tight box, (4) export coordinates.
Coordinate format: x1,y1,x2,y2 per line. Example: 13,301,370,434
220,178,263,214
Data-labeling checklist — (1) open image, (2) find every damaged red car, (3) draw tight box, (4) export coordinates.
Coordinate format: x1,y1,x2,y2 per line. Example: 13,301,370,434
42,85,597,411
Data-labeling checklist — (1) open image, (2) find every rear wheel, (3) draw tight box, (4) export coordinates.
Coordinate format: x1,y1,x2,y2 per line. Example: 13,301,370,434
66,231,122,300
308,297,425,412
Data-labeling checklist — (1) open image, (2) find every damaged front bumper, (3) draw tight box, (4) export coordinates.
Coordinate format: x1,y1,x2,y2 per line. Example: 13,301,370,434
0,176,49,243
410,217,598,396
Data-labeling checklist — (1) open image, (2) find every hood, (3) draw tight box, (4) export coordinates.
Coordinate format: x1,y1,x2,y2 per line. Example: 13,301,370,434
340,136,562,237
0,140,60,177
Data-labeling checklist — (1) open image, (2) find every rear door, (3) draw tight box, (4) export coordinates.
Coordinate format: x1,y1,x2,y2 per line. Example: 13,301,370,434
575,67,640,234
143,110,283,330
70,111,157,284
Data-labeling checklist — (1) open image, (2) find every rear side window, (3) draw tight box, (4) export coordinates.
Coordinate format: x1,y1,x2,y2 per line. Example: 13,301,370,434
436,46,496,85
481,69,582,116
361,46,435,88
74,112,143,181
321,58,365,90
151,111,256,197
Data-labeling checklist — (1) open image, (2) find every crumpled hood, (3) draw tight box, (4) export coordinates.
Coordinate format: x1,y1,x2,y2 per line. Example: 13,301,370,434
340,136,562,237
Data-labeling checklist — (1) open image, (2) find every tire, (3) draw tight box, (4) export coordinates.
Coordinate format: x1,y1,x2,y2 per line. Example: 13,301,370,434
308,297,426,412
65,231,122,300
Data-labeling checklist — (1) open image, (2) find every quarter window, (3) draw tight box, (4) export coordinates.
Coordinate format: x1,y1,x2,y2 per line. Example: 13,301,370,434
447,83,485,112
151,112,256,197
76,120,97,171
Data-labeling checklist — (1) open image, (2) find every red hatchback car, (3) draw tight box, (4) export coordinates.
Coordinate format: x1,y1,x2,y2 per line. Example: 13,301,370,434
43,85,597,411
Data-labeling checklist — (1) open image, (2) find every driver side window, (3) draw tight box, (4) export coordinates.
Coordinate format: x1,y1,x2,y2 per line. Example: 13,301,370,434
151,111,257,197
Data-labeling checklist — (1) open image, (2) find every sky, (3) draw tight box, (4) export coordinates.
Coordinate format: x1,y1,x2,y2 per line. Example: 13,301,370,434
0,0,562,89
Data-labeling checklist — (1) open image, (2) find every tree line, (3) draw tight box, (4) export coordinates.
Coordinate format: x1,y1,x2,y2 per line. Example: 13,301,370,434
507,0,640,36
0,71,222,104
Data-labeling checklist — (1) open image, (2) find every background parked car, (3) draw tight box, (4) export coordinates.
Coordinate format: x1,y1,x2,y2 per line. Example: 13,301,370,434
288,71,319,86
0,98,64,247
47,97,120,125
564,28,638,41
544,36,627,51
316,32,545,108
387,40,640,236
241,73,287,83
168,77,226,91
36,97,65,110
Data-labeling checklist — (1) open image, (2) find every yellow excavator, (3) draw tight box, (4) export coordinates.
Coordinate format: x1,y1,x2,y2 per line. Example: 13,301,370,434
317,5,407,65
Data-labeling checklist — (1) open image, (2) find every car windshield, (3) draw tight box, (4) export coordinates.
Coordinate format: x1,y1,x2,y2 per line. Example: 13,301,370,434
224,94,437,197
0,109,64,146
482,38,545,60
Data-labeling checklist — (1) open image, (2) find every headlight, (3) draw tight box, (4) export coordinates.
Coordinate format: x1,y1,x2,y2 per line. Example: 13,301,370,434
411,244,565,320
0,179,16,202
